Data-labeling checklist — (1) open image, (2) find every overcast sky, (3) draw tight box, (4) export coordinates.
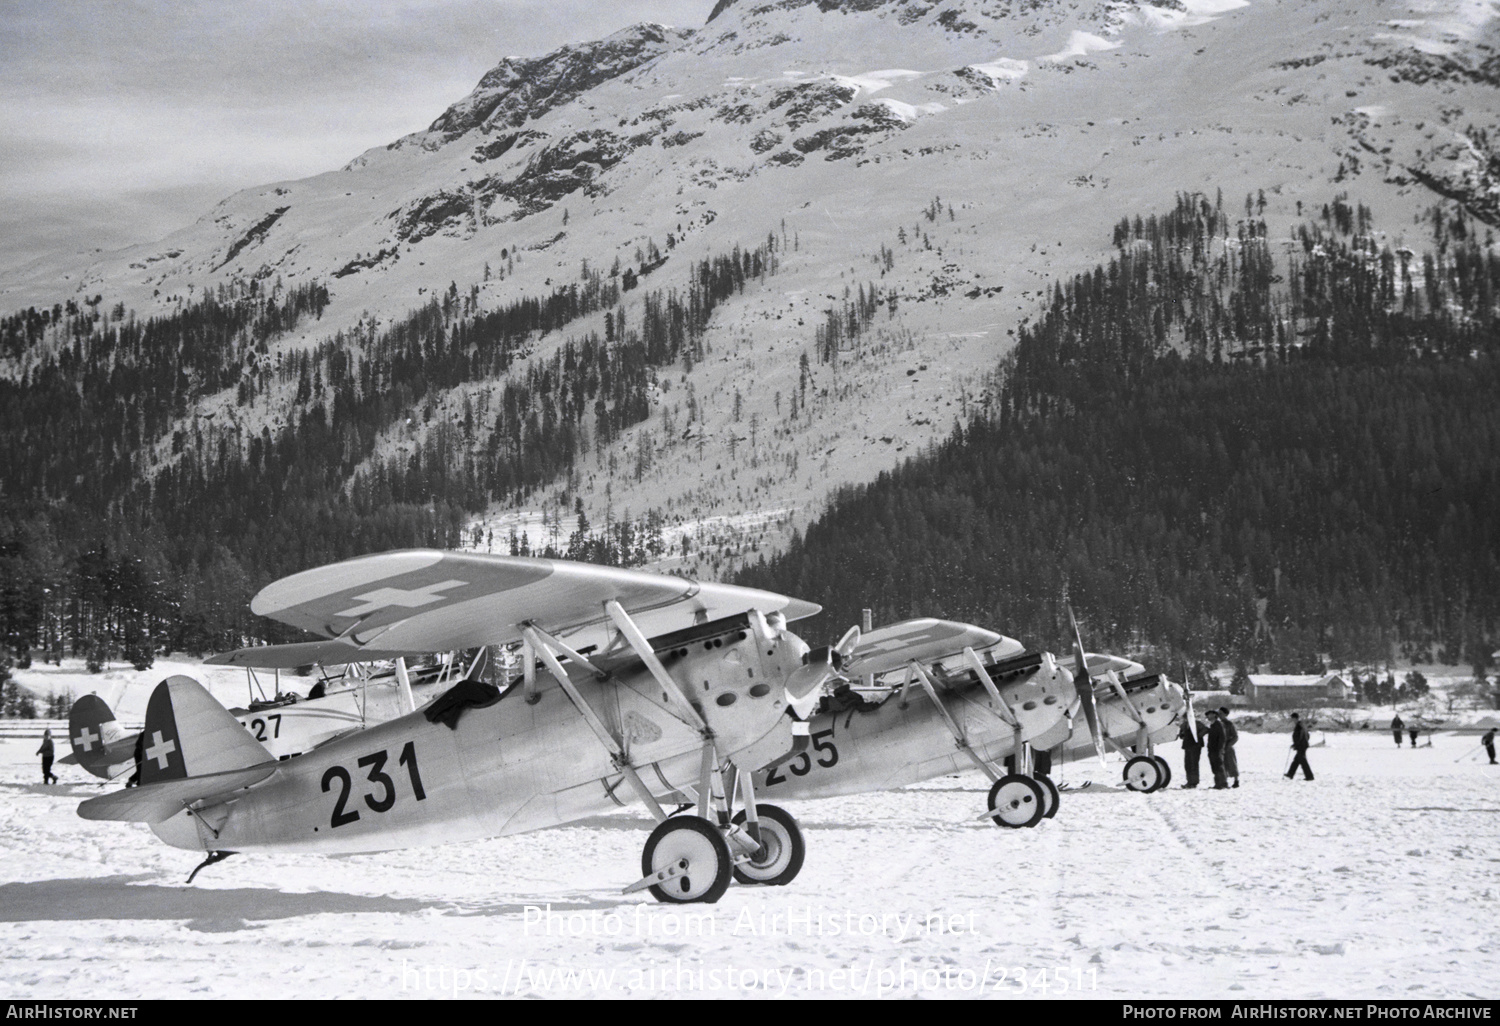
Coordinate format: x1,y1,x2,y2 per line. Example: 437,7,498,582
0,0,710,276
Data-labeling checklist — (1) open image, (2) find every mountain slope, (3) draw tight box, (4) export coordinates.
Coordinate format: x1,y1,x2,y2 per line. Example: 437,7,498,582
4,0,1499,584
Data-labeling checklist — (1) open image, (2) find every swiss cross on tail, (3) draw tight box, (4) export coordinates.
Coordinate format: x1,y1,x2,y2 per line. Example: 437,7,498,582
139,681,187,785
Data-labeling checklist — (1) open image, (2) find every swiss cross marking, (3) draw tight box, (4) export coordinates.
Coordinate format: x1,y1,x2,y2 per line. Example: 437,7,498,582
145,731,177,771
335,579,468,619
73,727,100,752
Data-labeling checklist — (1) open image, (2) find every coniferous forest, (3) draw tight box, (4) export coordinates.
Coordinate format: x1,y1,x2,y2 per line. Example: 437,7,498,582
0,237,781,666
739,194,1500,679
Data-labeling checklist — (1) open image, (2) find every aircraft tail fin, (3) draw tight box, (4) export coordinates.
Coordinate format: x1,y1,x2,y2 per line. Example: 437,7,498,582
78,676,276,823
138,675,274,785
67,695,131,777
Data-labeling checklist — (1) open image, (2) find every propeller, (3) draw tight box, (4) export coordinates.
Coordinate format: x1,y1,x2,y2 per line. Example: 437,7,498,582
784,643,845,720
1067,605,1109,764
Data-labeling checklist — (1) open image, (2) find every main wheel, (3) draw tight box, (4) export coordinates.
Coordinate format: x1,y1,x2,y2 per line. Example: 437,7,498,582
1123,754,1165,793
1150,756,1172,790
1034,774,1061,819
641,816,732,904
729,804,805,886
987,773,1045,828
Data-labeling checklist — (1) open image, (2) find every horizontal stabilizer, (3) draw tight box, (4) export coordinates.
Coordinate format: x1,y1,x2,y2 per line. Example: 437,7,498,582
77,765,278,823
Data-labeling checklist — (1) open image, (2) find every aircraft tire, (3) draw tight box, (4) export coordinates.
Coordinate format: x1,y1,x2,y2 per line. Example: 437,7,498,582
642,815,732,904
1150,756,1172,791
729,804,805,886
1034,774,1060,819
1123,755,1164,793
988,773,1045,828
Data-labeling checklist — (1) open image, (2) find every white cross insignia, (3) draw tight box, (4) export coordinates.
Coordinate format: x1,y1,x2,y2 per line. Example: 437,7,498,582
336,579,468,619
145,731,177,771
74,727,100,752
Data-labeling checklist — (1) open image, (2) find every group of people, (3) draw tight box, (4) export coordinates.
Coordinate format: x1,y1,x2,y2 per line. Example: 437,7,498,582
1389,714,1425,748
1177,706,1318,786
1177,705,1242,788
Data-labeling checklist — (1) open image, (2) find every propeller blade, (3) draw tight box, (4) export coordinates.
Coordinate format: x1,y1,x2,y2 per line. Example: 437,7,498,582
1067,605,1109,764
784,647,839,720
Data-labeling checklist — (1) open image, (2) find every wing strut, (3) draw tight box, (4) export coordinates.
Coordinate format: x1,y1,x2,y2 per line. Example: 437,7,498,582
522,625,668,823
605,599,713,739
908,661,1001,783
1105,673,1152,753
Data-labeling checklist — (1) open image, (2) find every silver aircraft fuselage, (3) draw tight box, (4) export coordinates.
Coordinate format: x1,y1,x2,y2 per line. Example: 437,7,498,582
740,660,1076,800
150,622,808,854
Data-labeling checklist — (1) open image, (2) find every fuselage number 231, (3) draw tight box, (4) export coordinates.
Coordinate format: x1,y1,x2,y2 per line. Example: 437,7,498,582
321,741,426,828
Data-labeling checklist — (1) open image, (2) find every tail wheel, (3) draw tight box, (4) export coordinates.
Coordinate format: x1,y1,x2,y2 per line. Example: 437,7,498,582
729,804,805,886
987,773,1045,828
1150,756,1172,790
1123,755,1165,793
641,816,732,904
1034,774,1061,819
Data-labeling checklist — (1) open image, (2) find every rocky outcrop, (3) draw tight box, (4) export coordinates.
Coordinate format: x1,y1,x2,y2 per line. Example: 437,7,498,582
421,25,691,143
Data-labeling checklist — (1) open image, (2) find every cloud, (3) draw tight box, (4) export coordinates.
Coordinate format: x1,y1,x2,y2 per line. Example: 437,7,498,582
0,0,709,275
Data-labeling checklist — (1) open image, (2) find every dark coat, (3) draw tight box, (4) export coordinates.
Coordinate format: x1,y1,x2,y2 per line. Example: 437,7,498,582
1207,719,1226,755
1179,719,1206,750
1292,720,1310,751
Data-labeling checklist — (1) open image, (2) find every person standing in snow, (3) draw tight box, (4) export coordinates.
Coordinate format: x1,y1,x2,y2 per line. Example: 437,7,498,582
1285,712,1314,781
1179,715,1207,788
1205,709,1229,789
1482,728,1496,765
1390,713,1404,747
36,729,58,784
1219,706,1240,788
125,730,145,788
1408,724,1420,748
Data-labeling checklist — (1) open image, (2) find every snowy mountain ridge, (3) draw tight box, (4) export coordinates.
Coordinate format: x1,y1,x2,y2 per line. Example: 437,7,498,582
4,0,1499,577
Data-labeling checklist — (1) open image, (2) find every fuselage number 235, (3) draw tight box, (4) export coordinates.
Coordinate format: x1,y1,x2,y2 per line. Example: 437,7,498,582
320,741,426,828
764,724,838,786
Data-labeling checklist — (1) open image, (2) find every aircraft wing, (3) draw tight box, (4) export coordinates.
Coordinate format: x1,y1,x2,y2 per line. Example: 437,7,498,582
233,550,820,658
205,637,424,669
1085,652,1147,679
843,618,1004,679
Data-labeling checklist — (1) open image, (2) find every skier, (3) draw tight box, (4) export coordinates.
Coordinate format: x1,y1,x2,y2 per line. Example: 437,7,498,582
36,729,59,785
1205,709,1229,789
1178,715,1207,788
1285,712,1315,781
1408,724,1420,748
1219,706,1240,788
1390,713,1404,747
1483,728,1497,765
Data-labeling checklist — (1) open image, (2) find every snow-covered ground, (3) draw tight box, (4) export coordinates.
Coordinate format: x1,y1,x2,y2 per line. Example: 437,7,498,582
1,731,1495,999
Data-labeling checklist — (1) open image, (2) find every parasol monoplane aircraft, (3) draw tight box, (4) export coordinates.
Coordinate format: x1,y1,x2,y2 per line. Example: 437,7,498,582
76,550,848,903
735,618,1078,828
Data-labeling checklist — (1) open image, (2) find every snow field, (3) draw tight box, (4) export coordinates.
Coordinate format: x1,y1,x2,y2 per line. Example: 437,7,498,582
0,731,1494,998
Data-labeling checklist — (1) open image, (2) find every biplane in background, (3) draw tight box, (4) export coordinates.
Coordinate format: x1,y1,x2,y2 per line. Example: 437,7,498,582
1056,651,1186,792
1059,608,1187,793
64,650,479,779
731,616,1186,824
736,618,1079,828
77,550,851,903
